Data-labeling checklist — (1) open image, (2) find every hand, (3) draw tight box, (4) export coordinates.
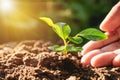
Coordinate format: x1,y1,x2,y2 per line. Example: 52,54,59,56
81,1,120,67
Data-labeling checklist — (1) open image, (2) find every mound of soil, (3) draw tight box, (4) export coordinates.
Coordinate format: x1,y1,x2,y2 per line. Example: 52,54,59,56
0,40,120,80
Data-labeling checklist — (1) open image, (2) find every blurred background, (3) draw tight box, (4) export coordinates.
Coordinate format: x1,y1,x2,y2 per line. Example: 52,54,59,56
0,0,119,44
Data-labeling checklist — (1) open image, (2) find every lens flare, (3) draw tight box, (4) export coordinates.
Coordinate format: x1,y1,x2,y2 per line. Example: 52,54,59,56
0,0,14,12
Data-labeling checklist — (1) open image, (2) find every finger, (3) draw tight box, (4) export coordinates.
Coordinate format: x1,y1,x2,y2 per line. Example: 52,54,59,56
101,40,120,52
91,52,117,67
113,49,120,66
81,49,102,66
82,32,119,55
100,1,120,32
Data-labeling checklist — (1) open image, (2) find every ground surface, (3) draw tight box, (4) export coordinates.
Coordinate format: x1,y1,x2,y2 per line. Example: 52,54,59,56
0,40,120,80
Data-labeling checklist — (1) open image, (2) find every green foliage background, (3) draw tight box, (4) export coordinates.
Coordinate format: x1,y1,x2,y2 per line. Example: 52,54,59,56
37,0,118,43
41,0,118,34
0,0,119,43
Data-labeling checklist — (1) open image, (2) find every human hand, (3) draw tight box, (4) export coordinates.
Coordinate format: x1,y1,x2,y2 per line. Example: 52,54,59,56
81,1,120,67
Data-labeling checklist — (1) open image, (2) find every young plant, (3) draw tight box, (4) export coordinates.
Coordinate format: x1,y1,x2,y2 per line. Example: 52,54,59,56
39,17,108,55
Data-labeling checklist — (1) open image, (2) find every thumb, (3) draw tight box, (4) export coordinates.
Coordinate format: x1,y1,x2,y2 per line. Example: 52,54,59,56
100,1,120,32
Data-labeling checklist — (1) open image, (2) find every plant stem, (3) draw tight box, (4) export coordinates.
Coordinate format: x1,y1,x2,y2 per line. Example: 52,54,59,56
63,39,68,55
75,33,80,37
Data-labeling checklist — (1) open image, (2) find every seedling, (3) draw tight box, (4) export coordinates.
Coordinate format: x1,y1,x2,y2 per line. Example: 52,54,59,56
39,17,108,55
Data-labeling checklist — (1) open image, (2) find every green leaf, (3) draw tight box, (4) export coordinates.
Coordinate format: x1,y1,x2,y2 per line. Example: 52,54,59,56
52,24,64,40
48,45,82,53
66,46,82,52
52,22,71,40
77,28,108,41
48,45,65,52
68,36,83,44
39,17,71,41
39,17,54,27
55,22,71,39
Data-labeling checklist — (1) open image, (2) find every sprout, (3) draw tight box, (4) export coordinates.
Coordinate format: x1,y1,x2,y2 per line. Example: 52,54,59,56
40,17,108,55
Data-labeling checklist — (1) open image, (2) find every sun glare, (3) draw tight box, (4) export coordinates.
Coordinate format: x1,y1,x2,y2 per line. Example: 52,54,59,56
0,0,14,12
0,0,38,29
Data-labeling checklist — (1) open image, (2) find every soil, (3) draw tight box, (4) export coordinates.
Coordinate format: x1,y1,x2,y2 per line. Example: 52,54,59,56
0,40,120,80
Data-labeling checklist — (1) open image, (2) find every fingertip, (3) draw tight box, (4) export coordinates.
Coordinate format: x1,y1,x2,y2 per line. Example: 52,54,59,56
99,1,120,32
113,54,120,67
99,22,108,32
91,55,102,67
81,41,101,55
91,52,116,67
81,41,93,55
100,26,109,32
81,49,102,66
99,20,115,32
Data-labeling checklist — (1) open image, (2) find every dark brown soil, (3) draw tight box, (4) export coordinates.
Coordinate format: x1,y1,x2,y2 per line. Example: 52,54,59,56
0,40,120,80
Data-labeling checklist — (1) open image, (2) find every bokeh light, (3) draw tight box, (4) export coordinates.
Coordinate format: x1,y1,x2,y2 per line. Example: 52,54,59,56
0,0,14,12
0,0,58,44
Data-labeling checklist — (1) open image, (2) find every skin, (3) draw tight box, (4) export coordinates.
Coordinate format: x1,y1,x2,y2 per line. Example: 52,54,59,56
81,1,120,67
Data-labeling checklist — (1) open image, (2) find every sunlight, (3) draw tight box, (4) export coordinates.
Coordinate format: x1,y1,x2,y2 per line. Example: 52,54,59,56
0,0,38,29
0,0,14,12
0,1,40,42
